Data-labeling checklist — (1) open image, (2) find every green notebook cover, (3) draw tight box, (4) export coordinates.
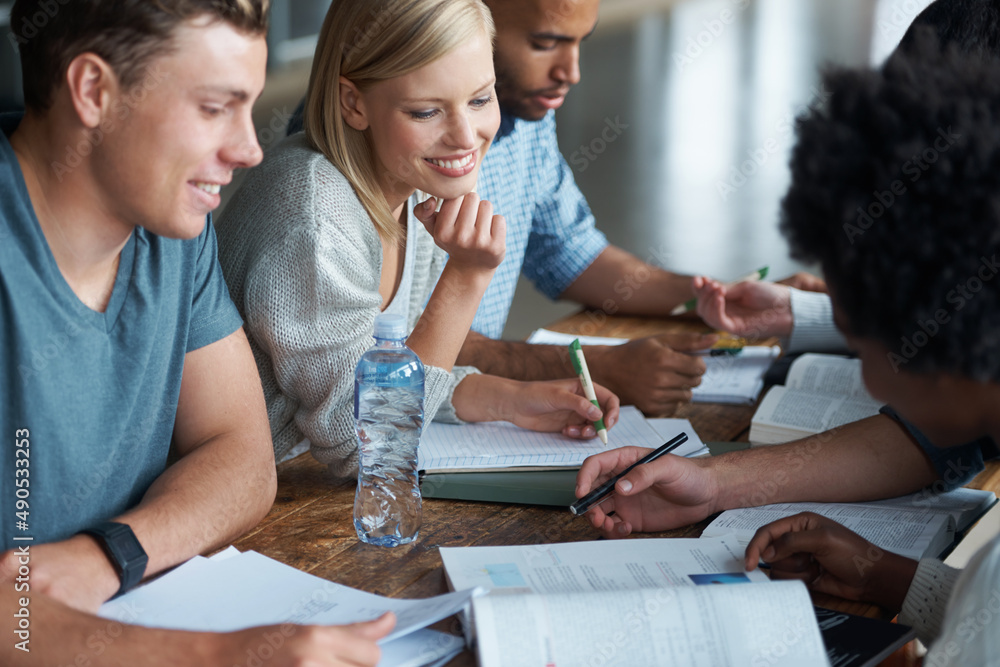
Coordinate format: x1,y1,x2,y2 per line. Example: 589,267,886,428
420,469,579,506
419,444,743,506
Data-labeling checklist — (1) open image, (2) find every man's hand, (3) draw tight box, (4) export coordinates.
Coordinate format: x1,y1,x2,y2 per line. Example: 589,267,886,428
745,512,918,609
575,446,720,536
215,613,395,667
587,333,715,415
693,276,793,339
0,535,121,613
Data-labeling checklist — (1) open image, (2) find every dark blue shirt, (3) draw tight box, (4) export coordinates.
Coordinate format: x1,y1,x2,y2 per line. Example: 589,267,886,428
881,405,999,490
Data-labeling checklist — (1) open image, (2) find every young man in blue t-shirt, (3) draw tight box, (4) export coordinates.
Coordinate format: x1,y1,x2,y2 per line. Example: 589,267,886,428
0,1,392,664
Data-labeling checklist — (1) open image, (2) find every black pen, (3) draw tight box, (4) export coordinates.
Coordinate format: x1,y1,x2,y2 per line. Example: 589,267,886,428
569,432,689,516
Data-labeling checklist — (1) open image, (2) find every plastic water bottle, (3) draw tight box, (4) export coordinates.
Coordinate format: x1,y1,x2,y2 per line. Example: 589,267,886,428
353,313,425,547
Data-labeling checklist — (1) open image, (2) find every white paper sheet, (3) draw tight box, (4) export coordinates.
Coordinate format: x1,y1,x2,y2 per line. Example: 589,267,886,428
99,549,480,666
473,581,829,667
440,535,768,595
418,405,664,471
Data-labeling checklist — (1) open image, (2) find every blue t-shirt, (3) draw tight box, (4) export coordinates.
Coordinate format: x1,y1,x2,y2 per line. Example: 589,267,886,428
0,114,243,550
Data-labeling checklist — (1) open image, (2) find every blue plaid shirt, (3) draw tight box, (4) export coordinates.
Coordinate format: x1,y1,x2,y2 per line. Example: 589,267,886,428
469,110,608,338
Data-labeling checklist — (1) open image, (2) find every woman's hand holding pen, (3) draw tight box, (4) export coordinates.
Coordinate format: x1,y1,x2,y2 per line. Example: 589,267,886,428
452,376,620,439
575,447,720,537
744,512,918,610
416,194,505,273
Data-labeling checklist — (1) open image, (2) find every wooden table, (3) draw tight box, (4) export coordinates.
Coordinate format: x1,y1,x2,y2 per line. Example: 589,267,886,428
234,311,1000,666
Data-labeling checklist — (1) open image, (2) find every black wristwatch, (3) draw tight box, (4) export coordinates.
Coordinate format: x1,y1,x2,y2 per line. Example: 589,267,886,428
79,521,148,599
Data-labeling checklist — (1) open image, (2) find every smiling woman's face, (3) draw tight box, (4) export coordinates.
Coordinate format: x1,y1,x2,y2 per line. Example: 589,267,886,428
354,29,500,207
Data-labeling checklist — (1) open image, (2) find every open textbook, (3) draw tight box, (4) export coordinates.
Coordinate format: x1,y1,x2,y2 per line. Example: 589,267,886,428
99,547,476,667
418,405,707,473
527,328,780,405
702,487,997,561
440,536,829,667
749,354,883,445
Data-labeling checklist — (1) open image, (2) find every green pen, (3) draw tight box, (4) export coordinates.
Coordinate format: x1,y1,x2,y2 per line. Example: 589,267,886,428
568,339,608,445
670,265,769,316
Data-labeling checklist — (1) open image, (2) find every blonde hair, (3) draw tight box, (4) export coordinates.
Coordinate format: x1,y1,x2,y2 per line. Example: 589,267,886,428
304,0,495,245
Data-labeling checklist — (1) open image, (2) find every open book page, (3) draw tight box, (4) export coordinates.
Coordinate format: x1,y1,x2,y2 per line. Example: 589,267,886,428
440,535,768,595
861,487,997,532
749,385,882,445
702,503,955,560
785,354,874,399
527,328,779,405
100,550,480,646
418,405,665,472
473,581,829,667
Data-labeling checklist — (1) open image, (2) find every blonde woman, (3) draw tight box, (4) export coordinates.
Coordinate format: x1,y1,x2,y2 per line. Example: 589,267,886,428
217,0,619,476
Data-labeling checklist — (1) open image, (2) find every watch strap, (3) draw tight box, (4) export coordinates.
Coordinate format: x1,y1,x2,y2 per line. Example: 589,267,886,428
79,521,148,598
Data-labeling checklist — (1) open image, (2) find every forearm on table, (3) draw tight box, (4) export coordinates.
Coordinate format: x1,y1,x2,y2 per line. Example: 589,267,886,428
1,586,215,666
456,331,575,380
559,246,693,315
408,264,493,371
116,433,276,579
711,415,939,510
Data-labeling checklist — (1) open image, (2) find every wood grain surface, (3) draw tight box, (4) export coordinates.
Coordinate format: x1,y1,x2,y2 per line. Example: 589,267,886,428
234,310,997,666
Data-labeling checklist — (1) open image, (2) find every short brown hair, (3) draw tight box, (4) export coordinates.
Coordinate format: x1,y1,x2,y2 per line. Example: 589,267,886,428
11,0,270,111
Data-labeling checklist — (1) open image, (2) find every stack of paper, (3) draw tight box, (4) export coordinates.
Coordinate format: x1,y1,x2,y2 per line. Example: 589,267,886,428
99,548,476,667
527,328,779,405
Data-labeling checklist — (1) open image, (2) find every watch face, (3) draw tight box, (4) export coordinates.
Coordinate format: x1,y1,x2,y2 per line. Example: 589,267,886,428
113,527,148,564
84,522,148,596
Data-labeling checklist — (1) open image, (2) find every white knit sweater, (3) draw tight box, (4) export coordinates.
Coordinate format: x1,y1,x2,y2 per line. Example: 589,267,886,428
216,134,477,476
901,536,1000,664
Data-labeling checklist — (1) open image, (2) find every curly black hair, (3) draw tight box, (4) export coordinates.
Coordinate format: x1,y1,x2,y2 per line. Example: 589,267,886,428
780,38,1000,381
897,0,1000,61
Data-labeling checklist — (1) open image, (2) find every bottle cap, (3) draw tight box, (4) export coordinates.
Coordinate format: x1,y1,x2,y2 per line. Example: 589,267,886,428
373,313,407,340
